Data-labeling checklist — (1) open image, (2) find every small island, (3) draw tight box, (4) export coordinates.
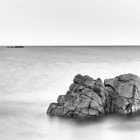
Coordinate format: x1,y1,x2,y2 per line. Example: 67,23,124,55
7,46,24,48
47,73,140,119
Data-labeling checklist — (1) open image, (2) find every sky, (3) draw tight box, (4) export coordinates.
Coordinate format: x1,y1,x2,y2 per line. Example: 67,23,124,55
0,0,140,45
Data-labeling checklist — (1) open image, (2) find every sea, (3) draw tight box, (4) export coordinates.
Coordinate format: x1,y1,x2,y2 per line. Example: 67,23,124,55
1,46,140,140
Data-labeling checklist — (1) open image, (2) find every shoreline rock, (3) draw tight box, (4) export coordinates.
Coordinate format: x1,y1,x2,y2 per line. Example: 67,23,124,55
47,73,140,118
104,73,140,114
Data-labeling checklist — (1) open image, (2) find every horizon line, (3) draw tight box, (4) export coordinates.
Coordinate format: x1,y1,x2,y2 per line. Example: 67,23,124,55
1,45,140,47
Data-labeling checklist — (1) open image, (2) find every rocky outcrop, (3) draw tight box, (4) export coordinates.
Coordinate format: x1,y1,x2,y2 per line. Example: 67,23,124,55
105,73,140,114
47,73,140,118
47,74,106,118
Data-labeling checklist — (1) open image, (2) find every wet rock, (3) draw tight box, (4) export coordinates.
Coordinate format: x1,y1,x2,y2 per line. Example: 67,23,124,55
88,109,99,116
90,100,103,112
47,73,140,119
104,73,140,114
47,74,106,118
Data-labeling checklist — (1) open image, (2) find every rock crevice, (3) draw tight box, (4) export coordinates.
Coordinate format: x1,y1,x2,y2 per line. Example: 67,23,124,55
47,73,140,118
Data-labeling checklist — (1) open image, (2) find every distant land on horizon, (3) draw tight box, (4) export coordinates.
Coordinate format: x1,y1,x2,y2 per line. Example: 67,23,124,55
2,45,140,48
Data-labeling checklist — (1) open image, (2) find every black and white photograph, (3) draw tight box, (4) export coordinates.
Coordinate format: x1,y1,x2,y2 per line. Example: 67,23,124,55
0,0,140,140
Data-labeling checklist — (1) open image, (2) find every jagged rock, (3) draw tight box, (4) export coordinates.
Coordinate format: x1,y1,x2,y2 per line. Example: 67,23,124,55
47,74,106,118
47,73,140,119
104,73,140,114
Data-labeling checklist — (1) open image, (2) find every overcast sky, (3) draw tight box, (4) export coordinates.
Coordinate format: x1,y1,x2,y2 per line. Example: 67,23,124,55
0,0,140,45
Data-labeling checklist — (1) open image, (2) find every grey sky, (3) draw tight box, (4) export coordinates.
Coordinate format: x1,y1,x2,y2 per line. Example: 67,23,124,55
0,0,140,45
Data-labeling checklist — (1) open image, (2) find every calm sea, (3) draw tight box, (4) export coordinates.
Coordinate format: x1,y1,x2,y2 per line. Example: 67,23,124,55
0,46,140,140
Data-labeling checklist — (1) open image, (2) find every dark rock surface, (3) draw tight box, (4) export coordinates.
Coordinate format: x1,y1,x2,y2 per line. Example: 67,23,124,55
47,74,106,118
104,73,140,114
47,73,140,118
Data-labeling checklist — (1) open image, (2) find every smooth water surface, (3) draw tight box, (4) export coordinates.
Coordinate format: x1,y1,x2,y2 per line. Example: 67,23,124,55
0,46,140,140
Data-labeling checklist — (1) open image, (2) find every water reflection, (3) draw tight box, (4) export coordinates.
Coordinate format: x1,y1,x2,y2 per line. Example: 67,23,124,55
47,112,140,140
1,101,140,140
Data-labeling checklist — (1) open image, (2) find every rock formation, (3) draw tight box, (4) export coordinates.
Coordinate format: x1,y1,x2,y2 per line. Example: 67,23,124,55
47,73,140,118
105,74,140,114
